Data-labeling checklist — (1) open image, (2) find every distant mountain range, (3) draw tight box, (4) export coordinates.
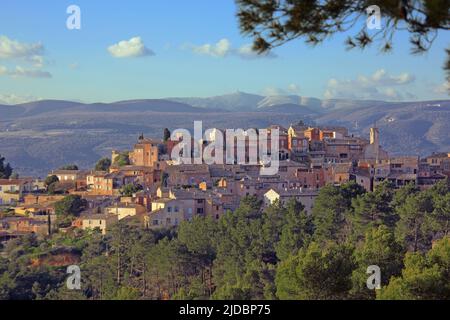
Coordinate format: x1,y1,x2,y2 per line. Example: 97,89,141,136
0,92,449,177
168,91,389,113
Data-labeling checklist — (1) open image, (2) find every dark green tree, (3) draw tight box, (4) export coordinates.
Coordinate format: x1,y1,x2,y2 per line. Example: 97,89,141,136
395,192,434,252
351,181,397,238
275,198,313,261
392,182,419,208
44,175,59,187
351,226,404,299
340,181,366,207
114,152,130,167
163,128,171,142
178,216,218,297
0,155,13,179
429,192,450,238
54,195,87,217
146,237,197,299
312,185,351,241
275,241,355,299
120,183,143,197
212,197,274,299
95,158,112,171
261,200,286,262
378,236,450,300
59,164,79,170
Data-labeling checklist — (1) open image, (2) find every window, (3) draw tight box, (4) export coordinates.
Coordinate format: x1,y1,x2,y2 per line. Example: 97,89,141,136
197,208,204,214
167,206,172,213
174,206,179,212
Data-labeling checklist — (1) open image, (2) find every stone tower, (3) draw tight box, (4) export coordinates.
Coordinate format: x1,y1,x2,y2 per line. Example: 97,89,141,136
370,127,380,146
111,150,120,164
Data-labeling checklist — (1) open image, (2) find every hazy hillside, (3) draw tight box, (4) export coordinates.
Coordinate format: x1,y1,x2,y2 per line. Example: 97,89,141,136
315,100,450,155
257,103,320,116
0,96,449,177
170,92,388,113
169,91,264,111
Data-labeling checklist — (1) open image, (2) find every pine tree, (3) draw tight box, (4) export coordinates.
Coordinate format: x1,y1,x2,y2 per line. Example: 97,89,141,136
275,198,313,261
351,181,397,239
163,128,171,142
312,183,357,243
378,237,450,300
0,155,13,179
351,226,404,299
276,241,355,299
395,192,434,252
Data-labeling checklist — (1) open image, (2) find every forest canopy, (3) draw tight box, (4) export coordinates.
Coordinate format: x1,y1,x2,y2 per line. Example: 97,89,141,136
1,180,449,300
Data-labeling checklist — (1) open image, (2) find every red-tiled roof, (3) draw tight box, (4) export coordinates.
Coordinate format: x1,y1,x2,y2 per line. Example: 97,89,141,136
0,179,27,186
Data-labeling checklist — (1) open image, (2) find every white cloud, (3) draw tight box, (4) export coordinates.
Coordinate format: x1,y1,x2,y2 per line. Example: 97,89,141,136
324,69,416,101
0,35,51,77
108,37,154,58
192,38,231,57
0,35,44,60
10,66,51,78
190,38,277,59
0,93,41,105
263,83,301,96
433,81,450,95
363,69,415,86
29,55,44,68
0,65,52,78
287,83,301,94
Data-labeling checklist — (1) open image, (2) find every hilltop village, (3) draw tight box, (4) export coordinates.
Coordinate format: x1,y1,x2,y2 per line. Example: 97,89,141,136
1,123,449,239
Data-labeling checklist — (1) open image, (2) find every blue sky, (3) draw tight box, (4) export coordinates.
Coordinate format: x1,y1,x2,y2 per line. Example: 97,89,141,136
0,0,448,104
